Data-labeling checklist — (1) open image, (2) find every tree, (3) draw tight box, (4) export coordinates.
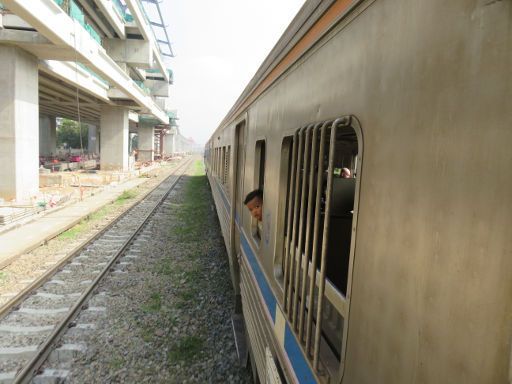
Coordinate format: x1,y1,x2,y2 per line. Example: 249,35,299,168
57,119,88,149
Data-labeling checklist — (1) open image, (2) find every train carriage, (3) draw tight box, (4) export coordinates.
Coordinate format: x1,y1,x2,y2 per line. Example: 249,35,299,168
205,0,512,383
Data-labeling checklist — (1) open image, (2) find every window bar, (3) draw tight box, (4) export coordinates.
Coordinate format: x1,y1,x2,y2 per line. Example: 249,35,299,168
305,121,329,353
313,119,342,370
298,122,322,341
283,131,298,312
292,124,314,329
223,147,226,184
286,126,306,315
225,148,227,185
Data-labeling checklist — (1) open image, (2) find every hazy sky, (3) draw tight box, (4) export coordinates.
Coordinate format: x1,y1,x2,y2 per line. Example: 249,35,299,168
159,0,306,145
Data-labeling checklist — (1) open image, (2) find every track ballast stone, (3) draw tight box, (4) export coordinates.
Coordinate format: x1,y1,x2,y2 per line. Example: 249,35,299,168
40,161,253,383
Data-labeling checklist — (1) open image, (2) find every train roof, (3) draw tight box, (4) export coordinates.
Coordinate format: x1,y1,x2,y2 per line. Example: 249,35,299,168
214,0,360,136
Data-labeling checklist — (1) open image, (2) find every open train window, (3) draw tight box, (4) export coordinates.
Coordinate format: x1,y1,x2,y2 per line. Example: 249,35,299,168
280,117,362,381
251,140,266,242
224,145,231,195
217,147,221,178
214,147,218,176
221,146,226,184
255,140,266,190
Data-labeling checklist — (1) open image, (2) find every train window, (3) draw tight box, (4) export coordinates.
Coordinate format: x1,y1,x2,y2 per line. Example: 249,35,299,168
224,146,231,195
218,147,221,177
280,116,362,380
216,147,220,177
213,148,217,175
254,140,266,189
252,140,266,242
221,146,226,184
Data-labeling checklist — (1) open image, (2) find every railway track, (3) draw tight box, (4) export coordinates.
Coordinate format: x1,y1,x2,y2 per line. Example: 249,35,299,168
0,157,194,383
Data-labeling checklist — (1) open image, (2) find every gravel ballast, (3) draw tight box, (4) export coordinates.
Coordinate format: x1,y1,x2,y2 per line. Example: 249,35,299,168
41,160,253,383
0,161,182,306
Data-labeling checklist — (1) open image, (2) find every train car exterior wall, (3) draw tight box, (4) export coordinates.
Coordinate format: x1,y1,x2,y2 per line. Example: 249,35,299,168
206,0,512,383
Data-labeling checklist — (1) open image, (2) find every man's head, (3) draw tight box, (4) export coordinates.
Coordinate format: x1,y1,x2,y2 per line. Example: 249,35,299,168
244,189,263,222
341,167,352,178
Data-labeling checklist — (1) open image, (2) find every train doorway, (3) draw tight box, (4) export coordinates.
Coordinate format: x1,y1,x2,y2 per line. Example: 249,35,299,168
230,119,247,364
230,119,246,311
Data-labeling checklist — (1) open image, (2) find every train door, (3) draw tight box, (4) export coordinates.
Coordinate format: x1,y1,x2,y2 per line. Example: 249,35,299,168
230,119,246,306
230,119,247,362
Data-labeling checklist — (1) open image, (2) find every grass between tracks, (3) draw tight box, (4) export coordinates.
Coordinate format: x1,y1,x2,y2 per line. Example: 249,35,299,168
169,161,208,363
174,161,210,243
141,160,211,365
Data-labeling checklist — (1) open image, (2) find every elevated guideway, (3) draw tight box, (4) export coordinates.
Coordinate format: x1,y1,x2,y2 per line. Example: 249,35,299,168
1,0,168,122
0,0,185,202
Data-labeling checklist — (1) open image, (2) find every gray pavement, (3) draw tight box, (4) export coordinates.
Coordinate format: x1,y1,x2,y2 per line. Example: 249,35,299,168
0,176,150,269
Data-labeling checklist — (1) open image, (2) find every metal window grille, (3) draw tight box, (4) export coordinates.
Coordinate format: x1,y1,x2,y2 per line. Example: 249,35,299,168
224,146,231,194
281,116,359,377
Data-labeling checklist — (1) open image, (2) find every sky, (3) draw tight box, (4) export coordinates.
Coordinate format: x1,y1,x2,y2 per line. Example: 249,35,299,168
158,0,306,145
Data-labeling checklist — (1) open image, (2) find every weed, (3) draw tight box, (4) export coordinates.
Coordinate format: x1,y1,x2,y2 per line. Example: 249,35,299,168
58,222,87,240
155,260,173,276
109,355,124,369
168,335,204,362
0,272,8,281
142,292,162,313
179,289,196,303
172,163,210,242
115,189,137,204
182,269,201,284
140,327,154,342
89,207,108,221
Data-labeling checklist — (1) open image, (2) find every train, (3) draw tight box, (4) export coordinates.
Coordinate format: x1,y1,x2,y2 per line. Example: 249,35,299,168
204,0,512,383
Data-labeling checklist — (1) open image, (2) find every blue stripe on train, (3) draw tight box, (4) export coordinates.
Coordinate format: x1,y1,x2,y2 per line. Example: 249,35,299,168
240,233,276,322
214,180,239,224
241,232,316,384
284,327,316,383
213,177,315,383
216,182,231,213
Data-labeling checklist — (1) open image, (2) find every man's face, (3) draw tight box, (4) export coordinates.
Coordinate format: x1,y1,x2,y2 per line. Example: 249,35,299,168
246,196,263,222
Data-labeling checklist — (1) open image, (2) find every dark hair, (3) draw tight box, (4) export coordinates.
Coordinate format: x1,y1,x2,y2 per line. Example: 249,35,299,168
244,189,263,205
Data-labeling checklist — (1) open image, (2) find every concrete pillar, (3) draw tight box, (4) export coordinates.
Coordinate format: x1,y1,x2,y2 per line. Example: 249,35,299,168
159,131,164,158
137,122,154,162
163,132,175,156
0,46,39,202
87,124,99,154
100,106,129,171
39,115,57,157
176,135,183,153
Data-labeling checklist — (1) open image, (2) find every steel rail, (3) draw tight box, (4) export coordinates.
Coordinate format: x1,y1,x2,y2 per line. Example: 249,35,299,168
0,158,190,320
12,157,194,384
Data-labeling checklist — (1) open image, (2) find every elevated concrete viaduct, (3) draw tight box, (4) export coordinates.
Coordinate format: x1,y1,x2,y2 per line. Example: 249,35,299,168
0,0,179,202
